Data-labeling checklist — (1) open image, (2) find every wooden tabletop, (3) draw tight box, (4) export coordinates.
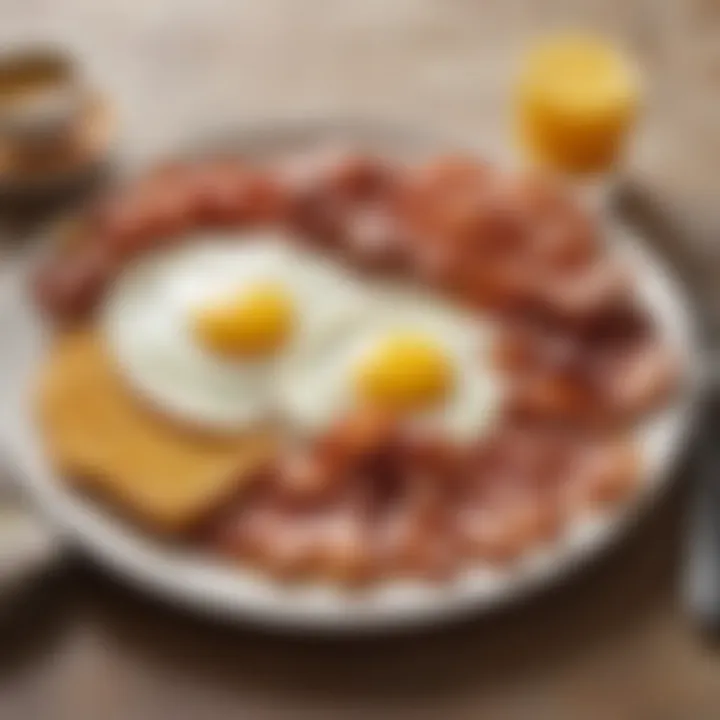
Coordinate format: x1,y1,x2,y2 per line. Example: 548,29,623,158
0,1,719,718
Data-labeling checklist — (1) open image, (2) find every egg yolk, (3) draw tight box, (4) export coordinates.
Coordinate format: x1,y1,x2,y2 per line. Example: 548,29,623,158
354,333,455,412
193,283,295,358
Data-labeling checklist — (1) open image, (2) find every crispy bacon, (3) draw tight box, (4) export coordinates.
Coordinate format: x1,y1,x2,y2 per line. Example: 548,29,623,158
207,412,641,582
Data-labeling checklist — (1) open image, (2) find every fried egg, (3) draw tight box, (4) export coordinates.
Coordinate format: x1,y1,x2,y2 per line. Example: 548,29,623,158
102,233,368,429
278,286,503,442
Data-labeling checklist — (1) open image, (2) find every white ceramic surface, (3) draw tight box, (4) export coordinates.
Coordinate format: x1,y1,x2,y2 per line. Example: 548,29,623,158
0,122,704,631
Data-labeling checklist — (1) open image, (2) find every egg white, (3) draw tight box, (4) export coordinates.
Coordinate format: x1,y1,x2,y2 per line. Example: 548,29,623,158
102,232,369,429
278,284,504,442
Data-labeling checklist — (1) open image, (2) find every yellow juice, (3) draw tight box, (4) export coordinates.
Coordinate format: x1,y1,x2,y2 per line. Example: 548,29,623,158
516,35,639,175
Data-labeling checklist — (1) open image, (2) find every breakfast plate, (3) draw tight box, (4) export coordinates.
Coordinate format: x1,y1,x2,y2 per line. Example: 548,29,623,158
0,120,704,631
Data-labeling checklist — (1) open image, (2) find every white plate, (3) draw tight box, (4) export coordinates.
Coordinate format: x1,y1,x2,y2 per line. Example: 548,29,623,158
0,121,704,631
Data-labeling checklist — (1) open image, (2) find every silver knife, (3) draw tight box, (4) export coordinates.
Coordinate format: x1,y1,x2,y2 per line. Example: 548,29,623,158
683,391,720,631
615,181,719,631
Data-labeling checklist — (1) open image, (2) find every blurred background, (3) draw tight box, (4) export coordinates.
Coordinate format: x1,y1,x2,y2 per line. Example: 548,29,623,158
0,1,718,719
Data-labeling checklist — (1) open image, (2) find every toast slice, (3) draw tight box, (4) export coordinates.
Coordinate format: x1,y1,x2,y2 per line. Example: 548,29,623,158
37,329,275,533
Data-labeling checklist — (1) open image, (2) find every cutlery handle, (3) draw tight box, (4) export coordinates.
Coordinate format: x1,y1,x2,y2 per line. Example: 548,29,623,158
682,396,720,631
614,180,720,631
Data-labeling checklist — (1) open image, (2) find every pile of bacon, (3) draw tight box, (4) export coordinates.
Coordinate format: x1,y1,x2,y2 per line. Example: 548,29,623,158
34,151,626,322
206,411,638,583
35,150,677,583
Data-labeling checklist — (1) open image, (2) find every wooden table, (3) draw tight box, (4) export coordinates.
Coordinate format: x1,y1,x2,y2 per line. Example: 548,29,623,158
0,1,719,718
